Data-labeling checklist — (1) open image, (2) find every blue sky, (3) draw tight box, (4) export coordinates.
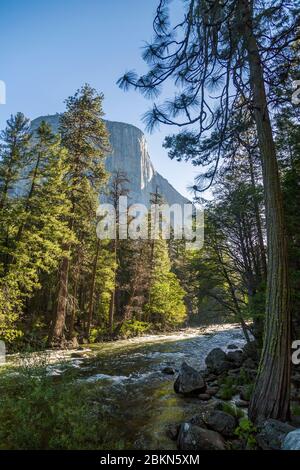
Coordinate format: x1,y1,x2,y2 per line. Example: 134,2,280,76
0,0,202,199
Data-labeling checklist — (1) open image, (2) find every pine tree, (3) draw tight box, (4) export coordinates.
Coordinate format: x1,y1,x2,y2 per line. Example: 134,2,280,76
49,84,110,346
0,124,72,344
119,0,298,422
144,237,187,329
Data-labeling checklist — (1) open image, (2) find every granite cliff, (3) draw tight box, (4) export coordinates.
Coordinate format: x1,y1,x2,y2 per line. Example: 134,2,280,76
31,115,189,207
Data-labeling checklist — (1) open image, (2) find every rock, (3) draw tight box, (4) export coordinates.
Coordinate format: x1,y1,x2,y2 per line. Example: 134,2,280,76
239,385,253,401
165,423,180,441
189,415,207,428
162,366,175,375
206,387,219,396
227,344,239,350
282,429,300,450
235,400,249,408
177,423,225,450
227,350,244,367
32,116,189,209
242,368,257,381
70,352,84,358
204,373,218,382
205,410,237,438
205,348,231,375
256,419,296,450
242,340,259,362
198,393,211,401
242,358,257,370
174,362,206,395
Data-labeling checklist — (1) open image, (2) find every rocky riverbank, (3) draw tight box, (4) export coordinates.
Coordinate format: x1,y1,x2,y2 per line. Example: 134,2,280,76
167,341,300,450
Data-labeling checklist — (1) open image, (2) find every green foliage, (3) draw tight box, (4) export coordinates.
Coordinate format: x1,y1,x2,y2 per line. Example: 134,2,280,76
236,368,254,386
0,362,126,449
216,401,245,419
145,239,187,329
119,320,151,339
217,376,238,400
291,403,300,416
235,417,257,450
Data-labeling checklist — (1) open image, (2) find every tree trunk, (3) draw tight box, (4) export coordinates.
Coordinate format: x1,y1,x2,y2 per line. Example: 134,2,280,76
86,240,100,336
243,1,291,423
247,149,267,280
109,238,117,333
68,275,79,340
48,255,69,346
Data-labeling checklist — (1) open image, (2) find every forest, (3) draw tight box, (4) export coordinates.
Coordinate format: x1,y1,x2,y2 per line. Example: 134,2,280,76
0,0,299,453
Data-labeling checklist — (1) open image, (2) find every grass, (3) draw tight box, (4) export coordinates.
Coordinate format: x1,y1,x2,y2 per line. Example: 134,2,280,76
0,358,127,450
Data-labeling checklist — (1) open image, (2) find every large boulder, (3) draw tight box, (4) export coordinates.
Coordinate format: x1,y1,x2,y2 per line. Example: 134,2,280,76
282,429,300,450
226,350,244,367
177,423,225,450
242,340,259,362
162,366,175,375
205,348,231,375
256,419,295,450
205,410,237,438
165,423,180,441
174,362,206,395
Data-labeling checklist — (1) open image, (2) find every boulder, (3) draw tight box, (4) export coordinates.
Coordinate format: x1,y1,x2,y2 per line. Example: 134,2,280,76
205,410,237,438
243,358,257,370
235,400,249,408
174,362,206,395
70,352,85,358
239,385,253,401
198,393,211,401
165,423,180,441
177,423,225,450
189,414,207,428
206,387,219,396
227,350,244,367
205,348,231,375
256,419,295,450
227,344,239,350
242,340,259,362
282,429,300,450
162,366,175,375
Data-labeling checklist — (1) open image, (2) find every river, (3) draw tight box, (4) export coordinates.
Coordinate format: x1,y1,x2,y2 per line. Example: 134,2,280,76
5,323,246,449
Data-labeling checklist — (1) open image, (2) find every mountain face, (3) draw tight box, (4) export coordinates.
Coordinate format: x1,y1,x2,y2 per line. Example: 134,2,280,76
31,115,189,207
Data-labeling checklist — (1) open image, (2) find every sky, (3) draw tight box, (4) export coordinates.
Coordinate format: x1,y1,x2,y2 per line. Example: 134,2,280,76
0,0,204,200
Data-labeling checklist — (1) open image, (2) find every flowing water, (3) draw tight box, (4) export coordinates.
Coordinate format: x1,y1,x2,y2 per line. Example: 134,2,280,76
5,324,246,449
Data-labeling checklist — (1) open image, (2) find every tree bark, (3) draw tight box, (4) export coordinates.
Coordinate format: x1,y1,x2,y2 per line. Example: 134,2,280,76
109,238,117,333
243,0,291,423
247,149,267,279
86,239,100,336
48,255,69,346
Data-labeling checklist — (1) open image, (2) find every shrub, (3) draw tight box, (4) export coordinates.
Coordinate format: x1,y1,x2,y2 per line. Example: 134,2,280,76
217,402,245,419
0,361,126,449
235,417,257,450
118,320,151,339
